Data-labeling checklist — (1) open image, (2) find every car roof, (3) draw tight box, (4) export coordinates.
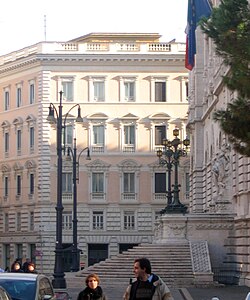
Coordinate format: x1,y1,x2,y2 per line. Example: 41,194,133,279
0,273,43,281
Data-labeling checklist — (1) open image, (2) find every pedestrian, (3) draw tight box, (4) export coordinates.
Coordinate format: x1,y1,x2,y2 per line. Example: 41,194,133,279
22,258,31,272
26,262,37,273
11,261,24,273
77,273,107,300
123,257,174,300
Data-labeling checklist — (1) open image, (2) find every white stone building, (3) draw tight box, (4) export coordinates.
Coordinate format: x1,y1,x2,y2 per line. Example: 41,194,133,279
0,33,189,273
186,1,250,285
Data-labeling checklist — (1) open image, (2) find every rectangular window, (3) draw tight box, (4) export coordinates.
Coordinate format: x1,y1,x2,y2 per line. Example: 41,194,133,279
5,213,9,232
124,212,135,230
124,82,135,101
94,81,105,101
16,213,21,231
30,212,34,231
16,243,22,256
17,129,22,152
16,175,21,196
124,125,135,145
62,173,72,193
29,174,34,195
4,176,8,197
62,125,73,147
17,87,22,107
92,211,104,230
93,125,104,145
92,173,104,193
4,91,10,111
155,125,166,145
155,82,166,102
62,212,72,230
62,81,73,101
29,83,35,104
123,173,135,193
30,127,34,150
155,173,166,193
4,132,9,153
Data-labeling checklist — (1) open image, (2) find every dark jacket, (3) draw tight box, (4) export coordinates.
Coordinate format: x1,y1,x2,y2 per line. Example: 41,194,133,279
77,286,107,300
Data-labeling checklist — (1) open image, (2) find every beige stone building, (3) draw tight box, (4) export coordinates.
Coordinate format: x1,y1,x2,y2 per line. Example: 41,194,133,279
0,33,189,273
186,1,250,285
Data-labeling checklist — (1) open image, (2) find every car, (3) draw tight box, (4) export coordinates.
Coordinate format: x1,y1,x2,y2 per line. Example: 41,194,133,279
0,286,12,300
0,273,56,300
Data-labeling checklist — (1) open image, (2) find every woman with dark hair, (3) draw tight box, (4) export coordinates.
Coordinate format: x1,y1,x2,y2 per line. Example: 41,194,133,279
77,273,107,300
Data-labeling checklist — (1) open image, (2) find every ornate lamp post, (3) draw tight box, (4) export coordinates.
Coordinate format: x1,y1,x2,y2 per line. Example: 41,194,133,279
156,128,190,214
66,138,90,272
47,91,83,288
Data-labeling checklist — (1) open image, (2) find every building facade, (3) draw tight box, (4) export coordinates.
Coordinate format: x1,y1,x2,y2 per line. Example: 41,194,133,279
0,33,189,273
187,1,250,285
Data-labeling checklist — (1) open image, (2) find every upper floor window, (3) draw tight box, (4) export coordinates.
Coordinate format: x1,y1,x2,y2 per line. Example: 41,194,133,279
4,132,9,154
30,127,35,151
16,175,22,196
5,213,9,232
155,125,166,145
123,172,135,193
62,173,72,193
92,124,105,153
123,124,135,152
29,212,34,231
29,173,35,195
124,81,135,101
92,172,104,194
4,90,10,111
4,176,8,198
92,211,104,230
62,124,73,148
62,81,73,101
16,86,22,107
155,81,166,102
29,82,35,104
16,212,21,231
17,129,22,154
94,81,105,102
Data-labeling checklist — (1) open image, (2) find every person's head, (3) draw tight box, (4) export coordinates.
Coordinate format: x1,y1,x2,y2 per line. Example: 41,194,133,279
85,274,100,290
133,258,151,280
27,263,35,272
13,262,21,271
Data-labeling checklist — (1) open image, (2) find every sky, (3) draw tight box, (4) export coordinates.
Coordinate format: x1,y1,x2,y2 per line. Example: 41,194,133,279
0,0,188,55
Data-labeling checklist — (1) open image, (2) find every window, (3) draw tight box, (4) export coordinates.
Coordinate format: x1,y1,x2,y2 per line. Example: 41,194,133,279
155,125,166,145
17,129,22,154
124,81,135,101
62,173,72,193
62,125,73,147
185,172,190,199
92,211,104,230
62,212,72,230
92,125,105,152
16,213,21,232
16,175,22,196
16,87,22,107
155,173,166,193
124,211,135,230
16,243,22,256
124,125,135,152
94,81,105,101
4,90,10,110
29,83,35,104
30,127,34,150
4,176,8,198
29,173,34,195
62,81,73,101
123,173,135,193
92,173,104,193
155,82,166,102
5,213,9,232
4,132,9,154
29,212,34,231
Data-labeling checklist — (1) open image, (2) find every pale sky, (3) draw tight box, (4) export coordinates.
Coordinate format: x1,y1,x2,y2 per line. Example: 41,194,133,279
0,0,188,55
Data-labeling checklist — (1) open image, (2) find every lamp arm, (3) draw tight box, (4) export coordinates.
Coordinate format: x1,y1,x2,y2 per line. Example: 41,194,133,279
77,147,90,164
49,103,59,119
63,104,80,127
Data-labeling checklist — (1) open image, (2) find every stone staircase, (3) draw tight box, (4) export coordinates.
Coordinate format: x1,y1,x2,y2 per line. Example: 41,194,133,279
66,241,198,291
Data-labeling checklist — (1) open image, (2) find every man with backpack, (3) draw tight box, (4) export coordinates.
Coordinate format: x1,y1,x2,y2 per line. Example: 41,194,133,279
123,257,174,300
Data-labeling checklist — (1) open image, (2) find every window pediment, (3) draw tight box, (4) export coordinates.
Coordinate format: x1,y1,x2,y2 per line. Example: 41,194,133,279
1,164,11,173
118,159,141,172
86,159,110,172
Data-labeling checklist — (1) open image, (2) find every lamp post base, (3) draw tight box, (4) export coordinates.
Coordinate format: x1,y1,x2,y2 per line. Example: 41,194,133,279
161,203,187,214
52,276,66,289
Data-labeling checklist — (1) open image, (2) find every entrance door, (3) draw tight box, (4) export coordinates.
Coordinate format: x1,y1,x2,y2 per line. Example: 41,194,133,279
62,243,72,272
119,243,138,253
88,244,108,266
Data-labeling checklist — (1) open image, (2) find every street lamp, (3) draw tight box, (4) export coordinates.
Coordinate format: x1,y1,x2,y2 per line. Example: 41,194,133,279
47,91,83,289
156,128,190,214
66,138,91,272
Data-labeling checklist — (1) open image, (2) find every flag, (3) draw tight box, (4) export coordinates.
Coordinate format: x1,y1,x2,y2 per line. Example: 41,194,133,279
185,0,212,70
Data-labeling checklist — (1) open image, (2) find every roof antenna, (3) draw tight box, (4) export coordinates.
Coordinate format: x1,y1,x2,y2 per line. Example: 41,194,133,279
44,15,47,41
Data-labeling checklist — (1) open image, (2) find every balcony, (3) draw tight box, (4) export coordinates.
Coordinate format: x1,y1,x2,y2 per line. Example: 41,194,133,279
122,192,137,201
